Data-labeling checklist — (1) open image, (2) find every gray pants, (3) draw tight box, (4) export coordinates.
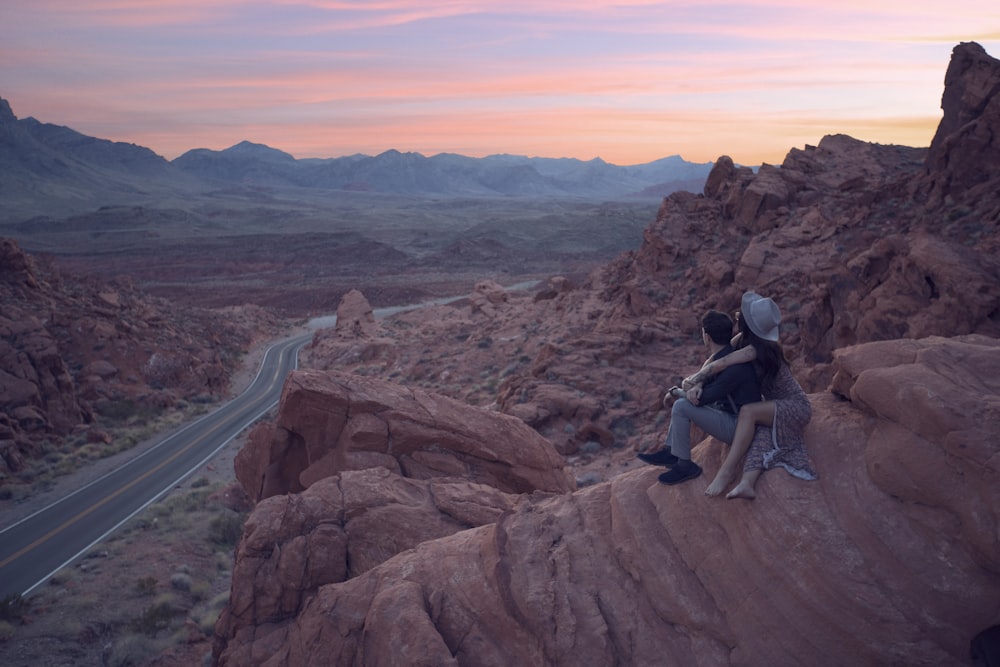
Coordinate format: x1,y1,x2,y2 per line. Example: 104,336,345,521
665,398,738,460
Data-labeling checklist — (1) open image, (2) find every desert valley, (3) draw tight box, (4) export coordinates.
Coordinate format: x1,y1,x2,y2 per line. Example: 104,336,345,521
1,41,999,666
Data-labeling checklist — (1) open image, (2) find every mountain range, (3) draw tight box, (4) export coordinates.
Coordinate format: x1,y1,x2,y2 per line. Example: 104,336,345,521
0,96,713,223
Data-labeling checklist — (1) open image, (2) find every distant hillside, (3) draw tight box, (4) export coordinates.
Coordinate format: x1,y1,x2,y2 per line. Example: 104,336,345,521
0,98,206,221
172,142,715,198
0,96,714,223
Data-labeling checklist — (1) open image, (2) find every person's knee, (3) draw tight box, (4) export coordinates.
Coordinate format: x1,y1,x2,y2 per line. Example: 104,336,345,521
738,402,766,423
672,398,691,417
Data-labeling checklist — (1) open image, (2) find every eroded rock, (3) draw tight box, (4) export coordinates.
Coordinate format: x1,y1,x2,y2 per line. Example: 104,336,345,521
234,369,575,502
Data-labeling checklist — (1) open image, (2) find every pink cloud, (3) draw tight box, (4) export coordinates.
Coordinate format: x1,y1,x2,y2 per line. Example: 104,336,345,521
1,0,995,164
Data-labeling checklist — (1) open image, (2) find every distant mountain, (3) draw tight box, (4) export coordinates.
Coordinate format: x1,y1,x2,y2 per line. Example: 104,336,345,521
173,145,715,198
0,97,205,221
0,95,715,222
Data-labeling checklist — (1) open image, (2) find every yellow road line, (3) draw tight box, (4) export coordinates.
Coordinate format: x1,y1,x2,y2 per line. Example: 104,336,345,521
0,418,224,570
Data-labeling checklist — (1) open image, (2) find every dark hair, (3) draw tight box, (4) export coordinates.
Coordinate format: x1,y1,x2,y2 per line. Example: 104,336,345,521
737,312,787,393
701,310,734,345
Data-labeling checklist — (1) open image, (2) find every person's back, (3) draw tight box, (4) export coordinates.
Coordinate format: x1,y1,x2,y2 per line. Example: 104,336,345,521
699,347,760,414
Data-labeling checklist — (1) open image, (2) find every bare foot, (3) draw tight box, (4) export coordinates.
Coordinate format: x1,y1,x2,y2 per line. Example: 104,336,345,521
726,483,756,500
704,469,735,497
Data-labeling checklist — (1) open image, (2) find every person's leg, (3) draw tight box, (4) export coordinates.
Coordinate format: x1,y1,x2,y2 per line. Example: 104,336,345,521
663,398,694,458
658,402,736,485
637,398,692,466
705,402,775,496
727,469,763,500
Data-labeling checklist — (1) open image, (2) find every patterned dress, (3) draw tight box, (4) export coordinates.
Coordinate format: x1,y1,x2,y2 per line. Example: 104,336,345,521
744,363,817,479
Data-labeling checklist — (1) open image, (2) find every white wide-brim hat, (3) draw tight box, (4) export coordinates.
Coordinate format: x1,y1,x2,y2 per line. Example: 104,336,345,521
741,291,781,342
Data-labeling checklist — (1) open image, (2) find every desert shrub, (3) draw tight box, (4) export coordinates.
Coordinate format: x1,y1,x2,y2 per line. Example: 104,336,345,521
135,576,158,596
209,511,245,547
170,572,192,592
191,593,230,636
131,596,178,637
0,621,14,642
48,568,73,586
105,633,157,667
609,416,636,440
0,593,28,623
189,580,212,602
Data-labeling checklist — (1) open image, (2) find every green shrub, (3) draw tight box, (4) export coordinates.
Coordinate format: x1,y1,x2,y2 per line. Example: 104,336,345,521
209,511,245,547
189,580,212,602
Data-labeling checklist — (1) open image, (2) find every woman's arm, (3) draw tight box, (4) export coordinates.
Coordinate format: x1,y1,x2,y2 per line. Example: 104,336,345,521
684,345,757,386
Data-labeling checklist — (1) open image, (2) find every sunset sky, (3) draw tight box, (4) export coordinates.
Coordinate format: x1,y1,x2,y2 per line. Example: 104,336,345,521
2,1,998,166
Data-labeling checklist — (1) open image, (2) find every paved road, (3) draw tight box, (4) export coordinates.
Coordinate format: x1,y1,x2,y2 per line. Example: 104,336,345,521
0,330,312,597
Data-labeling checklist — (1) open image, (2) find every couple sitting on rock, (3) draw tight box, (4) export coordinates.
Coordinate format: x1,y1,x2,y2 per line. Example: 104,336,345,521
637,291,816,499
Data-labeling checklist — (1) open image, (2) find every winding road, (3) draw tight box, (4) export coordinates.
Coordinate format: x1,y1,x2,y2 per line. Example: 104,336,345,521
0,330,313,598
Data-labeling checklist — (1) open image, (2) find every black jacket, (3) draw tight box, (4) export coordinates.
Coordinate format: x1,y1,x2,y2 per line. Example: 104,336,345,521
699,345,761,414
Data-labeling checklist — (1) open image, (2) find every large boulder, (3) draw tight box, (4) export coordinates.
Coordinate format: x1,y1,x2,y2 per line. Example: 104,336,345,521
234,369,575,502
214,468,520,646
215,336,1000,666
333,288,377,338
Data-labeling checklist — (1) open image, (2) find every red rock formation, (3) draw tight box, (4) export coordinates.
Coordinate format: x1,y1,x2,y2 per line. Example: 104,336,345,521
0,237,278,476
926,42,1000,200
332,288,377,338
215,336,1000,665
234,369,575,503
468,279,509,317
215,468,520,649
215,43,1000,665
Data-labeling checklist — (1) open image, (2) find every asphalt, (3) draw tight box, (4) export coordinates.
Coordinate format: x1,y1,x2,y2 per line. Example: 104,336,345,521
0,330,312,597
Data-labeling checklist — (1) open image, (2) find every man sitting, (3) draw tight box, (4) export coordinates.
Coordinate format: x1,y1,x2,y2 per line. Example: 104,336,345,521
637,310,761,485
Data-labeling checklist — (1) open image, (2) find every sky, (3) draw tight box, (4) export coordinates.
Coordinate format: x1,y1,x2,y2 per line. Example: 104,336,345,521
1,1,998,166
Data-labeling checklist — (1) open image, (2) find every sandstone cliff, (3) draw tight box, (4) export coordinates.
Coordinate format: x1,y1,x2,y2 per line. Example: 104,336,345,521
213,42,1000,665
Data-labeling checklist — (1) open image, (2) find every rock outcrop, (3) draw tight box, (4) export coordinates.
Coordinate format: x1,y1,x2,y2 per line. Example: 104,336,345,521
332,288,377,338
215,468,521,651
926,41,1000,200
234,369,575,503
215,336,1000,666
0,237,278,475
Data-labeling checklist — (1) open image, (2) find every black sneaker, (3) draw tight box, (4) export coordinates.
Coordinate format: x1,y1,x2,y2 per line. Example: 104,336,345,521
636,449,679,467
658,461,703,485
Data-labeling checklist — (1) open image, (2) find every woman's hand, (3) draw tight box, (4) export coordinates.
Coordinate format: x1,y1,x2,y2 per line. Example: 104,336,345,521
685,384,703,405
683,368,708,389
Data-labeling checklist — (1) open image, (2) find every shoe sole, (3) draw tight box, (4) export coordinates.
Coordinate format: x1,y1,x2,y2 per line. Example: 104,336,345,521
658,466,703,485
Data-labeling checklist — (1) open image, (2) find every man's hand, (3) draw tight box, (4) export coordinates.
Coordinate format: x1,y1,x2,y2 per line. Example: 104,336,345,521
685,384,703,405
662,386,685,408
